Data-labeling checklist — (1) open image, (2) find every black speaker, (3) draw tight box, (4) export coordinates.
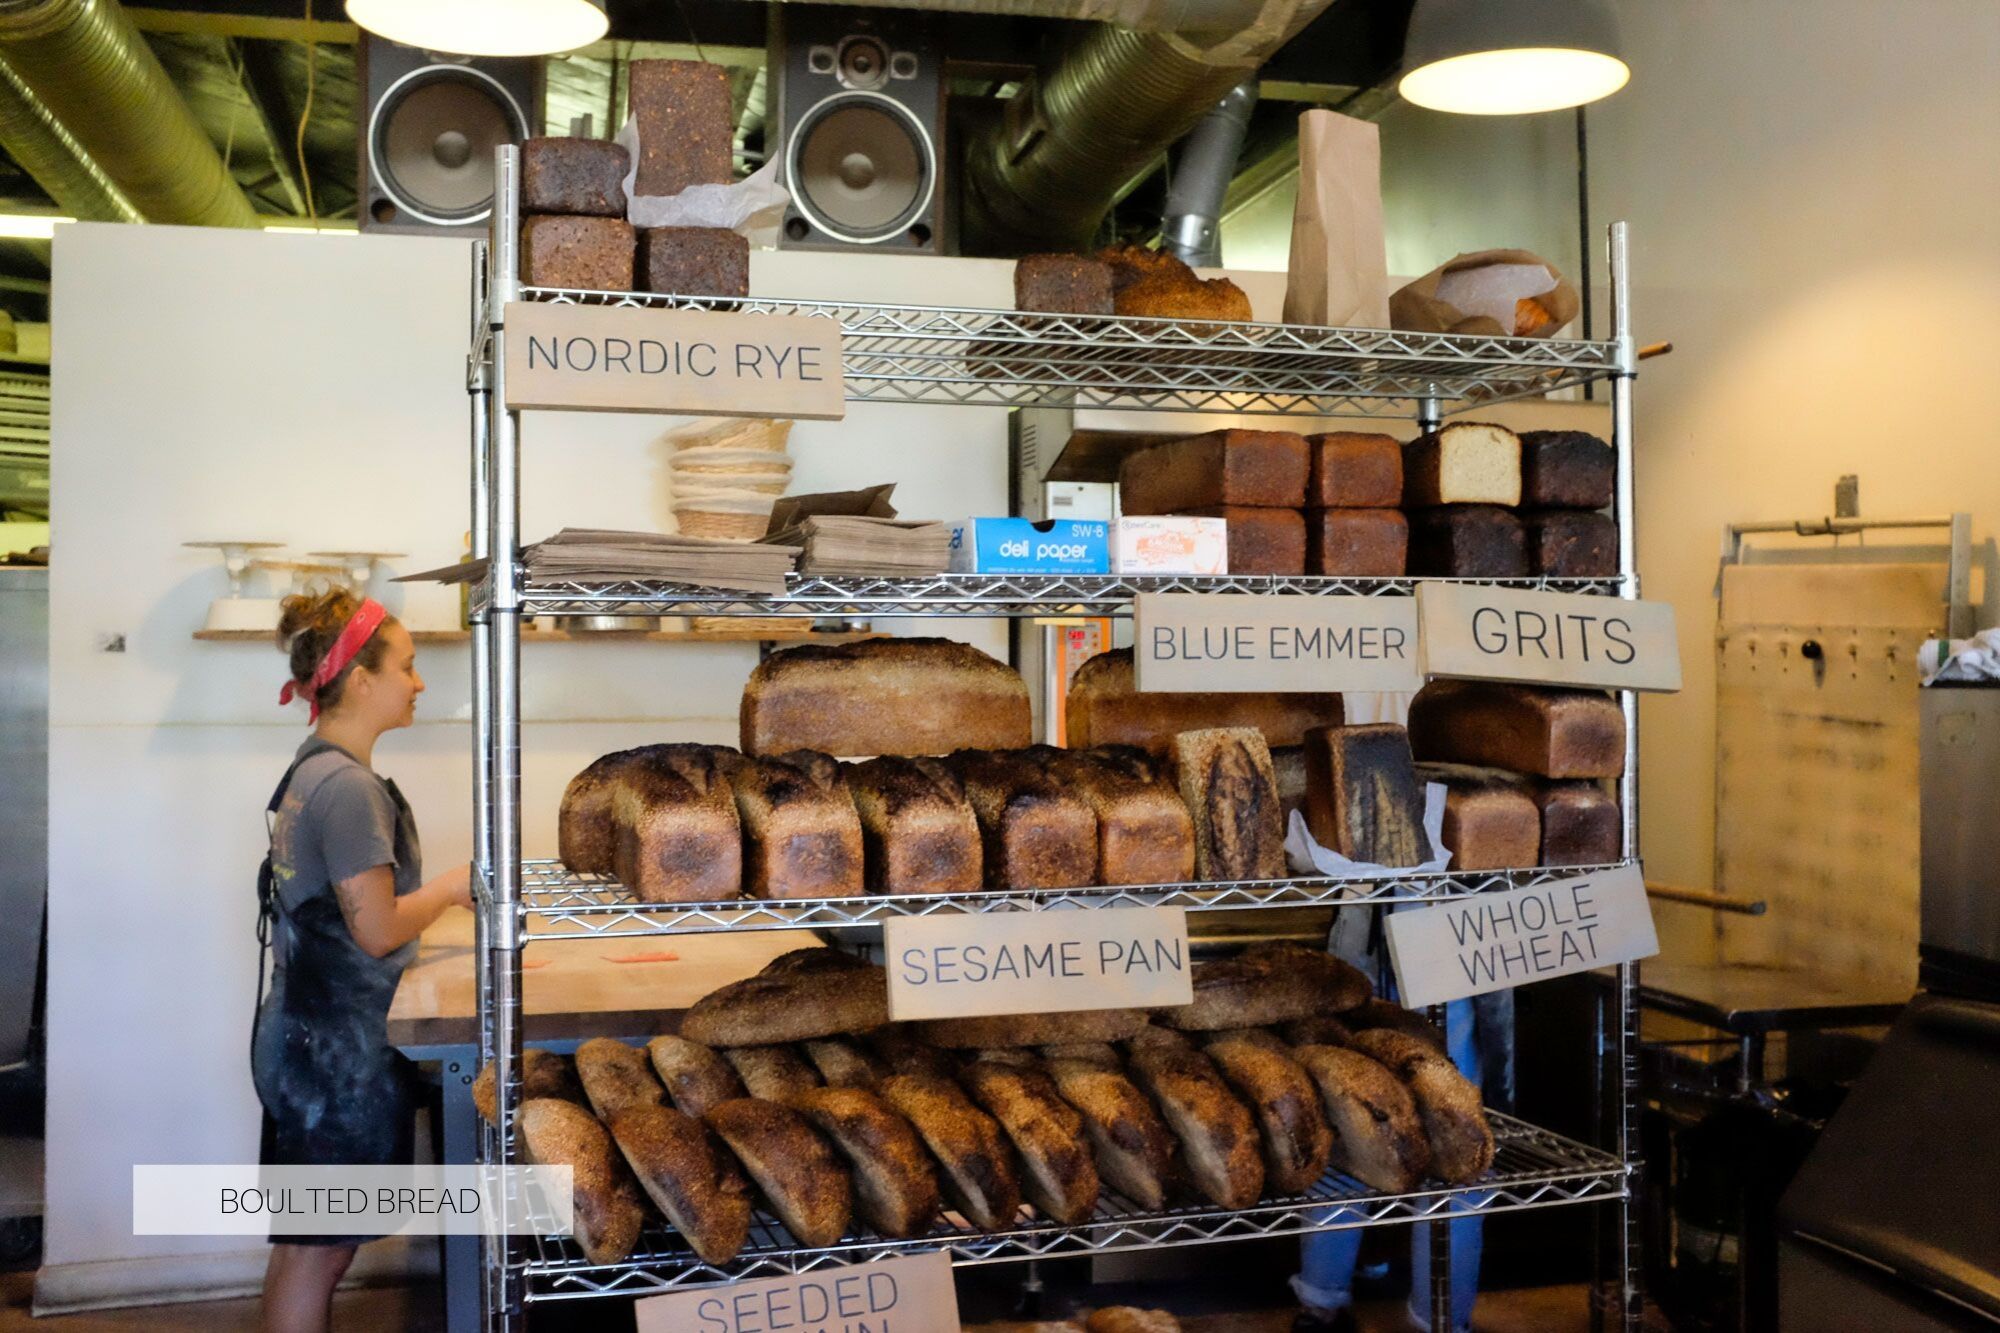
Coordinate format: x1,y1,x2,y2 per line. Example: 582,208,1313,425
357,38,540,233
769,6,946,253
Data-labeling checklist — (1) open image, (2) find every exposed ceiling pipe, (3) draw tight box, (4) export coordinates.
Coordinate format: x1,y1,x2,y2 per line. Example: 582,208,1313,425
755,0,1289,33
0,0,257,227
1159,76,1256,267
0,56,141,222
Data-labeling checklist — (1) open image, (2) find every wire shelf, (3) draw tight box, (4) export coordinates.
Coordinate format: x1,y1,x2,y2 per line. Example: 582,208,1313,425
517,860,1633,937
517,1113,1624,1300
514,285,1622,418
498,571,1627,619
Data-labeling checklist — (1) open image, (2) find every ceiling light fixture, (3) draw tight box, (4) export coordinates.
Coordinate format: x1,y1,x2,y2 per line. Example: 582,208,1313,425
0,215,72,240
345,0,607,58
1399,0,1629,115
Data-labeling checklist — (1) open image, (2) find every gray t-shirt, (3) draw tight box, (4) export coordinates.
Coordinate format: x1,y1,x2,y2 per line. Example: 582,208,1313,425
271,739,422,916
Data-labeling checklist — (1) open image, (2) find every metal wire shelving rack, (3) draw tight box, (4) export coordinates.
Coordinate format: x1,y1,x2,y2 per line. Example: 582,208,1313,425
467,143,1646,1332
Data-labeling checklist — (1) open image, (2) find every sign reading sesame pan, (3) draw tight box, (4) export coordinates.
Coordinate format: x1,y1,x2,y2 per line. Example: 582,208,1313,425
1133,591,1422,693
502,301,846,419
886,907,1193,1022
1416,582,1682,692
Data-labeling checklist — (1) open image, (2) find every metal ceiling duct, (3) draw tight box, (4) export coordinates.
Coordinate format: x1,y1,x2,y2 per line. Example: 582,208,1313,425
0,0,256,227
0,57,141,222
759,0,1288,30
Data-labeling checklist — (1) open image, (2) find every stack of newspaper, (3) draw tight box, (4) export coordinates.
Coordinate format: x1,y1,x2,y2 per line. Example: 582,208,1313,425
525,528,800,594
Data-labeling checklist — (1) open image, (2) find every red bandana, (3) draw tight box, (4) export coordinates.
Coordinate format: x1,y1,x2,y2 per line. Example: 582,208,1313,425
280,598,388,722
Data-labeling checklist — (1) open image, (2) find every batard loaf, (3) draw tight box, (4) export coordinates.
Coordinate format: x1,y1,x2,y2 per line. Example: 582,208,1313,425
680,951,889,1046
1122,1038,1263,1208
1303,724,1433,867
1171,727,1287,881
1409,681,1626,779
717,750,864,898
876,1071,1023,1231
741,637,1031,758
946,749,1098,891
703,1097,852,1248
1117,429,1308,512
472,1049,585,1125
801,1038,889,1089
1159,943,1370,1030
1041,1050,1177,1210
606,1103,753,1265
1343,1000,1447,1053
1289,1044,1430,1192
574,1038,667,1121
959,1061,1101,1224
1347,1030,1494,1183
916,1008,1147,1050
519,1098,647,1266
788,1086,942,1239
1199,1034,1333,1195
646,1036,747,1118
843,756,984,894
721,1045,822,1102
1066,648,1343,754
606,745,743,903
1402,422,1521,507
1031,745,1196,885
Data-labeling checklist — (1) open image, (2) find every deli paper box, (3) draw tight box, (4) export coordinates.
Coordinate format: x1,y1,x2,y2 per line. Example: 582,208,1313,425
947,518,1109,574
1112,516,1228,575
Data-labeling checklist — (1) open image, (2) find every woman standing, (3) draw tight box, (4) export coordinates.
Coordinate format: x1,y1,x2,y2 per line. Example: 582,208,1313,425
253,589,472,1333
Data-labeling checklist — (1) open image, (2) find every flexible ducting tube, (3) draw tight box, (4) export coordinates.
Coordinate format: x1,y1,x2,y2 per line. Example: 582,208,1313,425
1159,76,1257,266
0,57,140,222
762,0,1283,31
0,0,256,227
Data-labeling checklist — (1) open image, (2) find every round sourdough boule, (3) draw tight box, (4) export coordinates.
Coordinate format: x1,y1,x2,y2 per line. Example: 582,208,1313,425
517,1098,646,1267
787,1086,942,1239
875,1071,1022,1232
703,1097,852,1248
606,1103,752,1266
646,1035,745,1118
1345,1029,1494,1183
575,1037,666,1121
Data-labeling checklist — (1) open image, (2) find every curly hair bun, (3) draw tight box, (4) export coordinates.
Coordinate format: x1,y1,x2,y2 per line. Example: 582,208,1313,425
277,589,395,712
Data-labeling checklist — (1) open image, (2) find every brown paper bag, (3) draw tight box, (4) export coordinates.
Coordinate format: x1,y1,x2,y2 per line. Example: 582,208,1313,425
1390,249,1581,337
1282,110,1390,328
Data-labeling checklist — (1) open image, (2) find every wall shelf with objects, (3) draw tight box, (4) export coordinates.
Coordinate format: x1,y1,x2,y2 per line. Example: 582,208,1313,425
463,141,1647,1333
191,626,874,646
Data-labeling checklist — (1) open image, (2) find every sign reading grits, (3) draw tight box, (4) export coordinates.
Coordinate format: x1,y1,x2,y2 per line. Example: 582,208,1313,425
503,301,846,419
633,1250,957,1333
1133,592,1422,694
1385,863,1658,1007
886,907,1193,1022
1416,583,1682,692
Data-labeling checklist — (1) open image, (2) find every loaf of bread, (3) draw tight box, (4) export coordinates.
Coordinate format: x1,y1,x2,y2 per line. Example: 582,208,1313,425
1277,1015,1353,1048
1303,724,1433,867
946,749,1098,891
1535,780,1621,864
1344,1000,1447,1053
1519,430,1615,509
1288,1045,1430,1192
1171,728,1287,881
1307,432,1402,509
681,951,890,1046
521,215,636,292
1415,762,1541,870
1015,254,1115,315
801,1038,889,1089
1202,1034,1334,1194
1066,649,1343,754
558,747,656,875
1306,507,1408,577
628,60,734,197
647,1036,746,1118
1117,429,1309,514
876,1071,1022,1231
720,750,864,899
521,137,629,217
1348,1030,1494,1183
743,637,1032,758
606,1103,753,1265
472,1049,586,1125
843,756,983,895
1271,744,1308,828
1042,1050,1176,1210
788,1086,942,1239
1183,505,1306,575
1086,1311,1183,1333
1407,505,1528,578
1159,943,1370,1030
867,1027,962,1080
608,745,743,903
639,226,749,299
519,1098,647,1266
916,1008,1147,1049
722,1045,823,1102
1524,509,1618,577
1409,681,1626,779
576,1038,668,1121
1098,245,1252,324
1402,422,1521,507
1123,1038,1263,1208
959,1061,1101,1223
703,1097,852,1248
1032,745,1195,885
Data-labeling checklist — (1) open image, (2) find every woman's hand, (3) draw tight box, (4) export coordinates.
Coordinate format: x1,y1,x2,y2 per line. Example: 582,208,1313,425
438,861,476,912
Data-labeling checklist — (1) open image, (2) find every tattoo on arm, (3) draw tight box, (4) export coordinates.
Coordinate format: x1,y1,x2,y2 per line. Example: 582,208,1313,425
333,876,371,941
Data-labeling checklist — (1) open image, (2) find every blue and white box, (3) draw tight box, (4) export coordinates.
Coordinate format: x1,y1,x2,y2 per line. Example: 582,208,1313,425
947,518,1110,574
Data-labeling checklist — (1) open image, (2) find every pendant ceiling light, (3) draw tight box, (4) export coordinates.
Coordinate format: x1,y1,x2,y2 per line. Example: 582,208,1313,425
1399,0,1629,115
346,0,607,58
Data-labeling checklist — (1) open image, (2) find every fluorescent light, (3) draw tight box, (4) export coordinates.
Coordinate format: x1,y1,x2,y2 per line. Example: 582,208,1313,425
1399,0,1629,115
345,0,606,58
0,215,72,239
263,222,360,235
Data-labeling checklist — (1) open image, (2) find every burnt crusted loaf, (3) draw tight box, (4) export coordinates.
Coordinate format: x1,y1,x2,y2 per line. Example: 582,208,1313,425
1523,508,1618,577
1097,244,1253,323
520,137,630,217
1302,724,1434,867
1015,254,1115,315
1518,429,1615,509
1306,507,1408,577
842,755,983,894
1028,744,1195,886
1407,504,1527,578
1066,648,1343,754
628,59,734,197
1409,680,1627,780
1159,943,1371,1030
1181,505,1306,575
680,948,889,1045
1415,762,1542,871
1402,421,1522,508
945,749,1098,891
1170,727,1288,881
606,744,743,903
742,637,1033,758
1307,431,1403,508
717,750,863,899
638,226,749,299
1117,429,1309,513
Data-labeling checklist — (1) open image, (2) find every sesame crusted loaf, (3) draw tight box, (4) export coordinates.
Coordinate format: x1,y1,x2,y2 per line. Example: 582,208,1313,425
718,750,864,899
1029,745,1195,886
842,756,983,894
742,637,1033,758
946,749,1098,891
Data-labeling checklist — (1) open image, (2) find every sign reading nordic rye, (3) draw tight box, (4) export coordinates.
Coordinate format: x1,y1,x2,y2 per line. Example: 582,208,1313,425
1415,583,1682,692
1384,864,1658,1007
633,1249,957,1333
1133,592,1422,694
885,907,1193,1022
502,301,846,419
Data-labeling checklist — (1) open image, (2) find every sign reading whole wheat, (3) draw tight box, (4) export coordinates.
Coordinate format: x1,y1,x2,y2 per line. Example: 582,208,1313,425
502,301,846,419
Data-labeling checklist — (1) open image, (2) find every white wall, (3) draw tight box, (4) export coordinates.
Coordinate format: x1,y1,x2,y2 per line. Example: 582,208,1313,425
42,225,1012,1306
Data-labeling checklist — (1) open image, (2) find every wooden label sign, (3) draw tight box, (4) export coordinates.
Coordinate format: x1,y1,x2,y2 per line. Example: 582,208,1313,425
1133,592,1421,694
885,907,1193,1022
1416,583,1682,692
1384,864,1658,1007
502,301,845,419
634,1249,957,1333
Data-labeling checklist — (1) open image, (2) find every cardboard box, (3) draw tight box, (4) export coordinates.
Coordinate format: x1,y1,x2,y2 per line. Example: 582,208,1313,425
947,518,1109,574
1111,516,1228,575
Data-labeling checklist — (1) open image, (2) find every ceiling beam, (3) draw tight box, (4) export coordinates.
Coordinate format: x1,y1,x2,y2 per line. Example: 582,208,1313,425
229,39,307,217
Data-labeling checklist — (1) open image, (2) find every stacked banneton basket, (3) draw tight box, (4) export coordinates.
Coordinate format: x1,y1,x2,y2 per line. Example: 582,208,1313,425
668,417,795,633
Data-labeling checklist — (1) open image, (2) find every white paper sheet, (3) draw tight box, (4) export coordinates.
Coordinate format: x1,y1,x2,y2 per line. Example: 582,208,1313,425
1284,781,1452,879
616,116,792,248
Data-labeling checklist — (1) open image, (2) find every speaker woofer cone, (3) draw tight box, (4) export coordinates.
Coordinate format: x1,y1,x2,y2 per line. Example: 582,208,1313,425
787,90,934,245
368,64,529,226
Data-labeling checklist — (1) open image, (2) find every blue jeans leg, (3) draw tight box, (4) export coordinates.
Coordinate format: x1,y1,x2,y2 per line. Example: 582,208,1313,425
1293,1226,1363,1314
